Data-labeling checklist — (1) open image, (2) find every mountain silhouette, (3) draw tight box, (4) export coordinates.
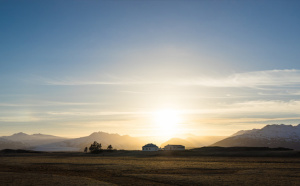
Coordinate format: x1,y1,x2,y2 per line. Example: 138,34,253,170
212,124,300,150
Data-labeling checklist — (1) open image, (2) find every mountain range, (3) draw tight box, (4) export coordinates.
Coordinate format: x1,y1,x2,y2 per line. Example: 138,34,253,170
34,132,148,151
0,132,68,150
0,131,226,151
1,132,68,146
2,124,300,151
34,132,226,151
0,138,28,149
212,124,300,150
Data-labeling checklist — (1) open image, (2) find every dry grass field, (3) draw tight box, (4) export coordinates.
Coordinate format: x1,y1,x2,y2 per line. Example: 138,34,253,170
1,151,300,185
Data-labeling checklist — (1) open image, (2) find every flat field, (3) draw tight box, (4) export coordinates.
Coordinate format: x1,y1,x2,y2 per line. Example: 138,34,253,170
1,151,300,185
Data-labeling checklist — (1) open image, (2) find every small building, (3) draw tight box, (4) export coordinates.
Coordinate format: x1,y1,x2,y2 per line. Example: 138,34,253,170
142,143,159,151
164,144,185,151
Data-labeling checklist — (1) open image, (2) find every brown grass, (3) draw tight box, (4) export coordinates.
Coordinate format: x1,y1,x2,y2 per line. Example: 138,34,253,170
1,152,300,185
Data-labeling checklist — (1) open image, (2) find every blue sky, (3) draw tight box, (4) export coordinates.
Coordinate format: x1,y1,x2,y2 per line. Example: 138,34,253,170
1,0,300,138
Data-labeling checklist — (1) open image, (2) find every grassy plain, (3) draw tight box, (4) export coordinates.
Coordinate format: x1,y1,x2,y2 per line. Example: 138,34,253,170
1,150,300,185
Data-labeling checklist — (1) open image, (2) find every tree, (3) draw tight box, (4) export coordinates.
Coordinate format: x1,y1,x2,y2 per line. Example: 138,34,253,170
107,145,113,150
84,147,88,153
89,141,102,153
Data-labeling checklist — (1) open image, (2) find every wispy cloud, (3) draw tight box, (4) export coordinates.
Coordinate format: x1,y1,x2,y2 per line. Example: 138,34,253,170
180,69,300,88
225,100,300,114
45,80,126,86
46,111,151,116
38,69,300,89
0,101,99,107
38,75,152,86
0,116,41,122
197,117,300,125
44,99,300,118
258,90,300,96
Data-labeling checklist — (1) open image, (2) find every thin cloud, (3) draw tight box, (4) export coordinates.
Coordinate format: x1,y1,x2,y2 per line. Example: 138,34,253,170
197,117,300,124
39,69,300,89
258,90,300,96
46,99,300,117
0,101,100,107
46,111,151,116
179,69,300,88
0,116,41,122
28,75,129,86
168,100,300,118
45,80,126,86
120,90,153,94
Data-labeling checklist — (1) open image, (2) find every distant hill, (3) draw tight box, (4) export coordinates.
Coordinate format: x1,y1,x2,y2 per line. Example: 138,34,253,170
0,138,28,149
212,124,300,150
34,131,148,151
160,135,227,149
1,132,68,147
160,138,196,148
185,136,227,146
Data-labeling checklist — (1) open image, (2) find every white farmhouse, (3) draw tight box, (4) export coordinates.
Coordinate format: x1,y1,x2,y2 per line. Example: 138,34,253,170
142,143,159,151
164,144,185,151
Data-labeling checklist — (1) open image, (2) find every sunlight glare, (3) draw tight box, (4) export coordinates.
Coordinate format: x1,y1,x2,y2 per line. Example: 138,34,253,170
153,109,182,137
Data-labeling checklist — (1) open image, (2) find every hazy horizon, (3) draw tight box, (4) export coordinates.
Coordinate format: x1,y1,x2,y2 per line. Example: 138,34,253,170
1,1,300,138
2,130,230,139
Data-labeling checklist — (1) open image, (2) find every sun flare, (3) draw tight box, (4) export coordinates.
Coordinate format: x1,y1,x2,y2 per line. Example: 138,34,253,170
153,109,182,137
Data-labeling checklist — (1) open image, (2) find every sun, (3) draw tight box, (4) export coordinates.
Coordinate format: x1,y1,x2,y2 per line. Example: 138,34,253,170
153,109,182,137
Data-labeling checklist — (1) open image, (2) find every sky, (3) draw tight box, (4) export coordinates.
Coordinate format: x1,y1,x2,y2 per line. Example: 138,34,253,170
1,0,300,138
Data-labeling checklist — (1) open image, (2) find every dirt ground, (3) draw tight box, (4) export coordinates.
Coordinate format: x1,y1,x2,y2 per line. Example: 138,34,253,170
1,152,300,185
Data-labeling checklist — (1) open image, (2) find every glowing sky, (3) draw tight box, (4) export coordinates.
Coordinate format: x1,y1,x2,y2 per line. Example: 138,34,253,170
1,1,300,137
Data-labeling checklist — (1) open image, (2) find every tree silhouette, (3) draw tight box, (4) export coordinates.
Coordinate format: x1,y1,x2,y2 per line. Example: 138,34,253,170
107,144,113,150
84,147,88,153
89,141,102,153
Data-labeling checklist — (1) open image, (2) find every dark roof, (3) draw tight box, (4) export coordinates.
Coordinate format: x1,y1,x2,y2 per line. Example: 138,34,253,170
143,143,158,148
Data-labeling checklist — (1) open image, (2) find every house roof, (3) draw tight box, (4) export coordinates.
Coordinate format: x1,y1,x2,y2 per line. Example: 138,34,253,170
165,144,185,147
143,143,158,148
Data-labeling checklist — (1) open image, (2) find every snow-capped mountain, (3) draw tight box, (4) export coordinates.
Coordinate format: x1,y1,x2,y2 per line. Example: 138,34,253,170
212,124,300,150
230,129,260,137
